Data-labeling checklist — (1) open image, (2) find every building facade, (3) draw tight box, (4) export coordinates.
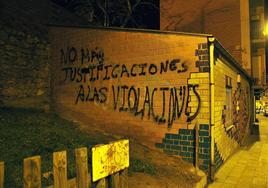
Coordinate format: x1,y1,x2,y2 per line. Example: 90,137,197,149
161,0,251,72
49,26,253,177
160,0,267,99
250,0,267,98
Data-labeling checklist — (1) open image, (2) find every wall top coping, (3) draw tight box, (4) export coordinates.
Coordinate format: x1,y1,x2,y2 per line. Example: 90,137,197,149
48,23,213,38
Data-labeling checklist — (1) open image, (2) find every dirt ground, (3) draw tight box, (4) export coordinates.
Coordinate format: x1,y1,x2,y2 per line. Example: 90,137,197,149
128,140,204,188
78,121,205,188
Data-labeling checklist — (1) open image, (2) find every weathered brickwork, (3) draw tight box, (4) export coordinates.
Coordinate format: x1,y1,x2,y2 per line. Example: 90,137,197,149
198,124,210,171
155,69,211,172
49,26,209,148
0,0,88,110
188,72,210,125
0,25,50,109
214,143,223,171
49,26,252,175
155,129,195,163
213,56,251,169
195,43,209,73
156,124,211,172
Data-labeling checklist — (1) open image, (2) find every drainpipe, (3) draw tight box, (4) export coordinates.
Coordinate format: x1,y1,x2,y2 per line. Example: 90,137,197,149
208,37,215,180
251,83,255,135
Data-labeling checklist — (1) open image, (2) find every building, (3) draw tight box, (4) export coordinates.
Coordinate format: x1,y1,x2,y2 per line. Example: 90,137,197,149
0,0,257,180
160,0,267,100
49,25,253,177
250,0,267,98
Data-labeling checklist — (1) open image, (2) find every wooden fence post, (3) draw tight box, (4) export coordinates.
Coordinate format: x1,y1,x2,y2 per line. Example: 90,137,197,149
95,178,107,188
120,169,128,188
23,156,41,188
53,151,67,188
0,162,4,188
109,172,120,188
1,142,129,188
75,147,90,188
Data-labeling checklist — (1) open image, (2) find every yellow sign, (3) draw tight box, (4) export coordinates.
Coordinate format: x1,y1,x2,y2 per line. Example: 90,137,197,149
92,139,129,182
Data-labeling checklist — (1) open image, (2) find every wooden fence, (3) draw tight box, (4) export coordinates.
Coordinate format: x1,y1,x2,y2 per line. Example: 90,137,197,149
0,145,128,188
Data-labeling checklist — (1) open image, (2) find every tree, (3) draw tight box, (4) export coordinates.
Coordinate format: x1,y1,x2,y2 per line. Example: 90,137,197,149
52,0,159,29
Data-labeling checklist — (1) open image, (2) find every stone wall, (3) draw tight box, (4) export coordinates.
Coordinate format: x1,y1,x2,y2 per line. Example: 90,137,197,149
0,25,50,110
0,0,88,110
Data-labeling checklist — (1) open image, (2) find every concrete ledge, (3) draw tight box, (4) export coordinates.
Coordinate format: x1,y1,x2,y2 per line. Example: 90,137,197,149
194,170,207,188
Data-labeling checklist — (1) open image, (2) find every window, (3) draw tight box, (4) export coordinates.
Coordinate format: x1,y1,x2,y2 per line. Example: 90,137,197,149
225,76,232,126
251,20,262,39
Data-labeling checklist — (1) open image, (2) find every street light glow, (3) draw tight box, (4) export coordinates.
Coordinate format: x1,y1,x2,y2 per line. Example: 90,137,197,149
264,22,268,36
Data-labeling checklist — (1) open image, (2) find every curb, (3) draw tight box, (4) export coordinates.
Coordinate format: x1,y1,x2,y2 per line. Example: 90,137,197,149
194,170,207,188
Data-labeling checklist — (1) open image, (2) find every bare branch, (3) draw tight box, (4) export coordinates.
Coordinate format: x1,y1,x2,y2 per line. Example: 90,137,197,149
96,0,106,15
126,0,132,12
96,0,109,26
121,0,142,27
139,2,159,10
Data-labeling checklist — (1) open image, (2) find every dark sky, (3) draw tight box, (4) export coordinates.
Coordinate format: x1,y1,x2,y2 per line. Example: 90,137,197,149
52,0,160,29
133,0,159,29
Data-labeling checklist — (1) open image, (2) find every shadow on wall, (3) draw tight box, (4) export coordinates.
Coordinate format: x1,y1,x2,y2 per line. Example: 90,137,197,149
252,123,260,136
241,123,260,150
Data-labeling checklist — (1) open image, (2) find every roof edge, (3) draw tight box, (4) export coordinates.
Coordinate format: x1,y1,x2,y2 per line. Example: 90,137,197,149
212,38,252,83
48,23,213,37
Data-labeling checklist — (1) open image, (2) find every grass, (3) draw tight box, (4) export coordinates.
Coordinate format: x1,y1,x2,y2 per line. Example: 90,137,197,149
0,107,155,187
129,159,156,175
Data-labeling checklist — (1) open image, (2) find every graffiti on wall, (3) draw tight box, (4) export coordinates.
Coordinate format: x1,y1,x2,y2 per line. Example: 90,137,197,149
59,46,201,127
232,85,249,143
60,47,188,82
223,84,249,144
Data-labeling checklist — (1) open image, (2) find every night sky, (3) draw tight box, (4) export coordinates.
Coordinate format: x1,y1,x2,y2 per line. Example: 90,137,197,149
52,0,160,29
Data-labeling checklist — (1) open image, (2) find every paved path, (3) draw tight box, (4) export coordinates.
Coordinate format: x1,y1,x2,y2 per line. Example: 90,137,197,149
209,115,268,188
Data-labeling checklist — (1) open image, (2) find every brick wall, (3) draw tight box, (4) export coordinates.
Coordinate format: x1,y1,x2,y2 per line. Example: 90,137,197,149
49,26,251,174
155,124,211,171
155,129,195,163
49,26,211,151
188,72,210,125
155,68,210,171
213,55,251,170
198,124,211,171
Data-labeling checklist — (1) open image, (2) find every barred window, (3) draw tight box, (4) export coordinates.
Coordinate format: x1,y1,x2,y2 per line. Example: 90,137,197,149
225,76,232,126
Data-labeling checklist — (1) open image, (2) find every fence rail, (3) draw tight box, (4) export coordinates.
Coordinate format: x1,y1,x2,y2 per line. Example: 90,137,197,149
0,140,129,188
